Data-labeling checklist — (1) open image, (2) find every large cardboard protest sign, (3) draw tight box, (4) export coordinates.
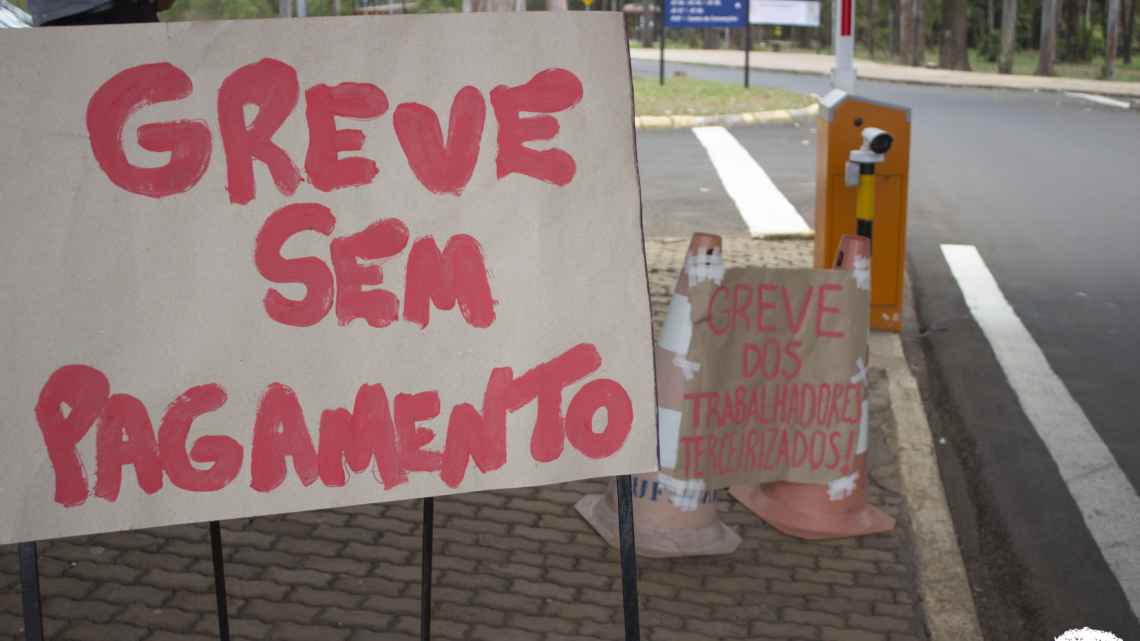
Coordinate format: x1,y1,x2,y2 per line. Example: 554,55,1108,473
0,14,656,545
673,268,869,490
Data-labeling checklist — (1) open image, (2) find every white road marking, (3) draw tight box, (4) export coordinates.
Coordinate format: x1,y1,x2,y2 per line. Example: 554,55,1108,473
691,126,812,238
1064,92,1133,109
941,244,1140,618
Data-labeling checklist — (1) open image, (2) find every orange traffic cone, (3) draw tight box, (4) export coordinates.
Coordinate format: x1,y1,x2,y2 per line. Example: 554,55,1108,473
728,235,895,540
577,233,741,557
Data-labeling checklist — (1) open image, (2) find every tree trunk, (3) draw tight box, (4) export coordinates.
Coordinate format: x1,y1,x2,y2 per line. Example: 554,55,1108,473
939,0,971,68
869,0,877,55
1035,0,1059,73
1062,0,1079,59
640,0,653,45
1124,0,1135,63
701,25,719,47
1104,0,1120,76
998,0,1017,71
890,4,900,55
900,0,927,64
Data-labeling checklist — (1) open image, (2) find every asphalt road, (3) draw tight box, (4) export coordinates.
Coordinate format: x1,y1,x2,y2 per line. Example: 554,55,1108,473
631,59,1140,640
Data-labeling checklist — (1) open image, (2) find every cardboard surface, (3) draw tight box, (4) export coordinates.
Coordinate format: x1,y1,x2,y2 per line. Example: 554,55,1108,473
0,13,656,545
674,267,869,490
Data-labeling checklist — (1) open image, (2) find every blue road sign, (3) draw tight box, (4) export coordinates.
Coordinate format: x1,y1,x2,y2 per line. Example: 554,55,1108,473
665,0,747,27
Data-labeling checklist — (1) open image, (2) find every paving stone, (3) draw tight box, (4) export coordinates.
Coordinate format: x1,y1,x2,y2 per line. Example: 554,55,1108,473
184,560,260,580
242,599,319,625
246,519,313,539
359,595,420,616
39,577,97,599
274,537,344,557
347,630,415,641
60,622,150,641
806,595,875,615
510,612,580,634
579,618,628,640
341,542,407,565
795,568,857,586
194,614,273,639
712,603,780,623
786,608,846,627
507,578,573,601
475,508,537,527
168,592,244,614
427,555,478,574
67,560,145,584
229,549,300,570
469,624,540,641
643,596,712,619
269,622,353,641
846,613,914,634
431,603,505,626
819,626,889,641
316,606,392,631
437,571,508,592
213,530,276,550
546,568,610,590
393,616,468,639
89,583,172,608
262,567,333,588
157,540,212,560
116,604,200,631
505,499,564,516
677,587,737,605
43,597,122,623
92,532,165,552
748,621,820,639
331,576,405,597
650,627,719,641
543,600,613,623
42,542,121,564
224,579,291,601
686,619,751,638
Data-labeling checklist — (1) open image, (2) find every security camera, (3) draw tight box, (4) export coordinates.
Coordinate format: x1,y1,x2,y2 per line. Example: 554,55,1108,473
849,127,894,165
862,127,894,154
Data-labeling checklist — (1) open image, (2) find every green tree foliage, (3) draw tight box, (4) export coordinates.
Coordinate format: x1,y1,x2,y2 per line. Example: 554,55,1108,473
161,0,275,21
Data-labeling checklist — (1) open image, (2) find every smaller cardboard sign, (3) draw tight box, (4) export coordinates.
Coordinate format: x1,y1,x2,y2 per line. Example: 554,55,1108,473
749,0,821,26
672,267,869,491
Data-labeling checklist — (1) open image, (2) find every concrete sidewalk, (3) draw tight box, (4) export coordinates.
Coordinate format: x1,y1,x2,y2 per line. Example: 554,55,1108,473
630,48,1140,99
0,239,980,641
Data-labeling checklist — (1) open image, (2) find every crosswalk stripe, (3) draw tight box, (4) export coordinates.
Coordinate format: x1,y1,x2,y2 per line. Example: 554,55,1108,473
691,126,812,238
941,244,1140,618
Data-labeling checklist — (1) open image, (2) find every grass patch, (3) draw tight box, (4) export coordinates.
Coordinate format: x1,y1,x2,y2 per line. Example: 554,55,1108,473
633,76,814,116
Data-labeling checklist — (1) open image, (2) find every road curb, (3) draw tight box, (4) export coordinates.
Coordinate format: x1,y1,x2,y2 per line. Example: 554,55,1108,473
878,330,985,640
635,102,819,129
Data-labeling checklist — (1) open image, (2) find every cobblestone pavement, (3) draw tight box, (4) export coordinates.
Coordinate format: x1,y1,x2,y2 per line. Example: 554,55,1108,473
1,238,930,641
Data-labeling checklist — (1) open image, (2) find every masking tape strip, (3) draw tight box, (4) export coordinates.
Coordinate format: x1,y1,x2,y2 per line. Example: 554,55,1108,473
658,407,682,469
827,471,860,501
684,247,726,288
854,255,871,290
672,355,701,381
657,473,707,512
657,293,693,355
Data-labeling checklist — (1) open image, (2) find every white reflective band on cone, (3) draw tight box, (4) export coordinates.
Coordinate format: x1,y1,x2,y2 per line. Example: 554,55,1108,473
658,407,683,468
658,293,693,355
